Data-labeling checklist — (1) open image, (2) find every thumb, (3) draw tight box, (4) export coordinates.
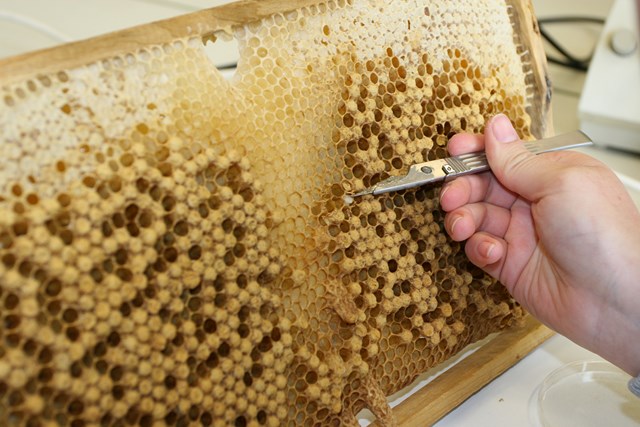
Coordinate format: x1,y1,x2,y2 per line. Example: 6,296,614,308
484,114,555,201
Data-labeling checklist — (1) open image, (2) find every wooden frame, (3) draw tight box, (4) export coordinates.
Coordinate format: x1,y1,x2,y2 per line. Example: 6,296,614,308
0,1,554,425
505,0,554,137
371,316,553,426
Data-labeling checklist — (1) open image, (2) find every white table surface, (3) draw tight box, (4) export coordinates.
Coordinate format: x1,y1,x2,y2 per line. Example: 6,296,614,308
1,1,639,425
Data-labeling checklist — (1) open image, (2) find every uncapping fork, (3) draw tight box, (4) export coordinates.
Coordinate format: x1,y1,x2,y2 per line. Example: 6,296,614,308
350,131,593,197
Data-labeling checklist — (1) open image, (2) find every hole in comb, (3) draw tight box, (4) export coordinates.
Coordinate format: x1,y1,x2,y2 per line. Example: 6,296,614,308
201,30,240,80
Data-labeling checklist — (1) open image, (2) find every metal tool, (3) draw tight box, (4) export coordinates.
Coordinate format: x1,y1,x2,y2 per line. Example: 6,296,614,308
350,130,593,197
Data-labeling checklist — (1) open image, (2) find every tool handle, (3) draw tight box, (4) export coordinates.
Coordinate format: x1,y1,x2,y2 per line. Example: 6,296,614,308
523,130,593,154
444,130,593,180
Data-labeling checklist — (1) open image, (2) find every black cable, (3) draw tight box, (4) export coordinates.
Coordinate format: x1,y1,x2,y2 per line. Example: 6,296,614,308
537,16,606,72
538,16,606,25
540,26,590,70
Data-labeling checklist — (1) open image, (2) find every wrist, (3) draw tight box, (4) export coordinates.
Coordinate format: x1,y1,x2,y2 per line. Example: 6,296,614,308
595,231,640,376
588,265,640,377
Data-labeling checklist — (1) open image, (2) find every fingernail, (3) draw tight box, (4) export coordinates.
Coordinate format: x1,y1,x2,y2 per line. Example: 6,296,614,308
479,241,495,259
450,216,462,234
439,185,450,202
491,114,519,143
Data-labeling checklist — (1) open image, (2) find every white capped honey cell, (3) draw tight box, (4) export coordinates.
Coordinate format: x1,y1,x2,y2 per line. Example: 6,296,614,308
0,0,540,425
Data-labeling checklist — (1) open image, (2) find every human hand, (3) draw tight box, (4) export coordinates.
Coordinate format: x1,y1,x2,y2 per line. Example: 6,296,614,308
440,114,640,375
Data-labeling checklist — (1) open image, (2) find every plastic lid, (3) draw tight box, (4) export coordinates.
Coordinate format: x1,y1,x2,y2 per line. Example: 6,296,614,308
530,360,640,427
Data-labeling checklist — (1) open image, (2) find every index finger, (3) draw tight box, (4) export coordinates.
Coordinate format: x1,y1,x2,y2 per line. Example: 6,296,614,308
447,133,485,156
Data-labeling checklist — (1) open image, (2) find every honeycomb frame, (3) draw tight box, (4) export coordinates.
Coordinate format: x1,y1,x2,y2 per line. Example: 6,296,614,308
0,1,551,426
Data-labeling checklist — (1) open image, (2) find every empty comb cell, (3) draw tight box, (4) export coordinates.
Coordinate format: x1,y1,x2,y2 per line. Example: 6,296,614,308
0,0,550,425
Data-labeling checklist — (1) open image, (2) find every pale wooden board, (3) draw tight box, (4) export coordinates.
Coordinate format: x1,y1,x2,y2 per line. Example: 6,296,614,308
370,316,554,427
